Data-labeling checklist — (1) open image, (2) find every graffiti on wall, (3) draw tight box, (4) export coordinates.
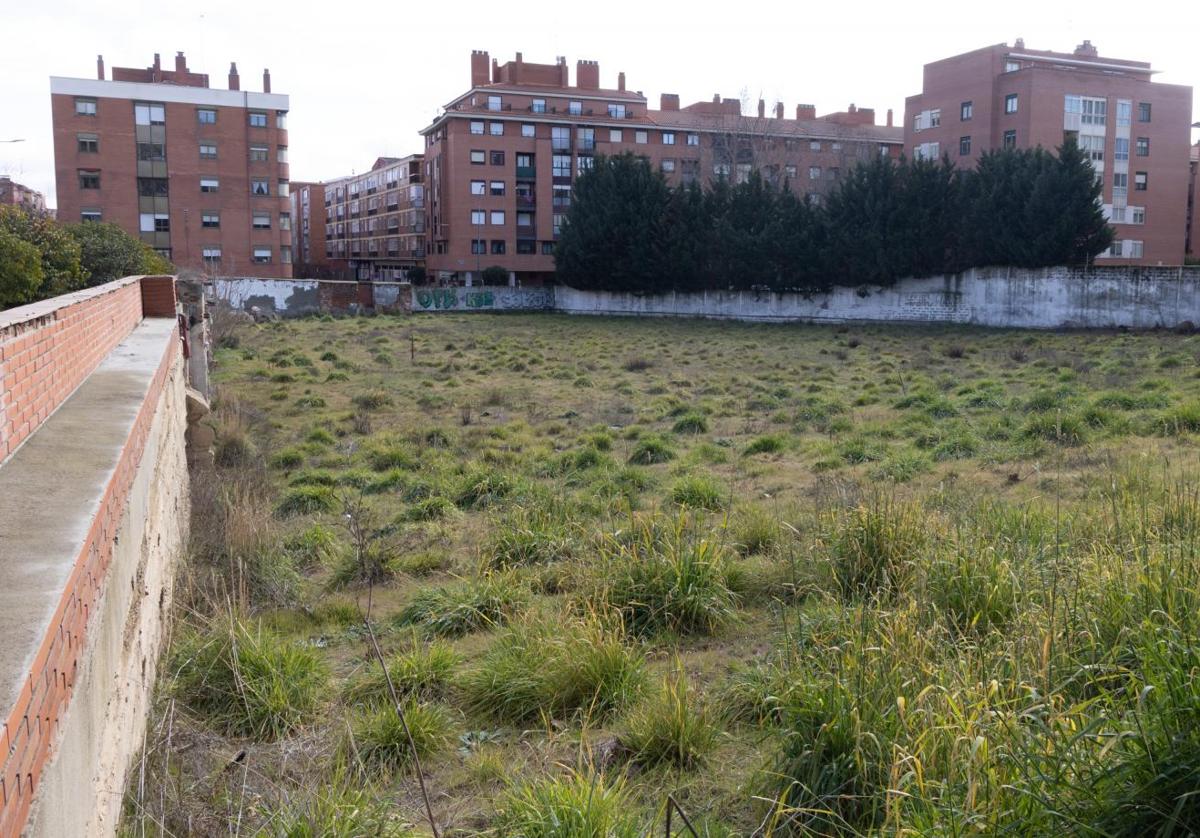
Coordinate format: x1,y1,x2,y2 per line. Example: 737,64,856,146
412,287,554,311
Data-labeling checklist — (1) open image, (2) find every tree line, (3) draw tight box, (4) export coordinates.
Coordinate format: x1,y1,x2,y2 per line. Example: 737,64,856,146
0,207,173,309
554,141,1113,293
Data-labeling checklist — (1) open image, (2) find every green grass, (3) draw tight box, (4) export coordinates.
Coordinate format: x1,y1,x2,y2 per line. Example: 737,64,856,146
347,700,454,776
127,314,1200,835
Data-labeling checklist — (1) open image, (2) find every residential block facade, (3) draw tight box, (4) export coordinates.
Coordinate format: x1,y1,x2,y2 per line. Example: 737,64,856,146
1189,142,1199,259
51,52,293,277
290,181,327,276
905,40,1194,265
0,177,48,215
319,156,425,281
419,51,904,285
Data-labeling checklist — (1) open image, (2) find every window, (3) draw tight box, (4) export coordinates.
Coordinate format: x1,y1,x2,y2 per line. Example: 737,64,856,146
1134,171,1147,191
1136,137,1149,157
280,246,292,264
661,159,676,173
77,133,98,153
139,177,168,196
252,247,272,263
197,108,216,124
686,133,699,146
75,97,97,116
471,209,485,225
576,156,594,175
470,149,486,164
568,101,582,115
80,209,101,222
532,99,546,113
961,101,973,121
609,128,622,142
485,121,503,137
553,185,571,208
1003,130,1017,149
880,144,891,157
517,211,533,226
490,240,506,254
542,242,555,255
251,178,269,196
662,132,675,145
635,130,648,144
1079,134,1104,162
1005,94,1018,114
199,142,217,159
277,146,288,163
1116,100,1132,127
471,239,486,255
139,212,170,233
1114,138,1129,161
1111,206,1126,223
137,142,165,161
134,103,165,125
1113,172,1128,199
552,213,565,235
490,150,505,165
517,239,535,254
607,103,626,118
490,181,505,196
577,127,595,151
1138,102,1151,122
201,212,220,228
713,163,730,177
252,212,271,229
929,109,941,128
522,123,535,138
470,179,485,195
552,154,572,177
278,180,290,197
1005,60,1020,72
470,121,484,134
1132,207,1145,224
1081,97,1106,126
202,247,222,263
78,169,100,189
959,136,971,156
516,152,534,169
810,141,821,151
487,95,502,111
785,164,797,178
808,166,821,180
250,145,269,161
276,110,288,129
914,142,940,160
249,111,268,127
490,210,505,225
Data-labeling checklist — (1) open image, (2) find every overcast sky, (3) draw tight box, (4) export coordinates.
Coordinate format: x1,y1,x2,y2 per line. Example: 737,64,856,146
3,0,1197,209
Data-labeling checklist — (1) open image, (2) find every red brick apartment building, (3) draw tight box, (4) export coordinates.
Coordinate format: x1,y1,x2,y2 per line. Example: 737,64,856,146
290,181,327,275
0,176,47,214
1189,142,1199,259
905,40,1194,266
318,156,426,281
51,52,293,277
420,51,904,285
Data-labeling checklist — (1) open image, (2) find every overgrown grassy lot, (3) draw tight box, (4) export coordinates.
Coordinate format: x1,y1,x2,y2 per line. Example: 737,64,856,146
122,312,1200,836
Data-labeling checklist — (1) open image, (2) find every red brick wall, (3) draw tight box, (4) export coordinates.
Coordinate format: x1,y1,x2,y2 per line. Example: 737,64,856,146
0,276,178,836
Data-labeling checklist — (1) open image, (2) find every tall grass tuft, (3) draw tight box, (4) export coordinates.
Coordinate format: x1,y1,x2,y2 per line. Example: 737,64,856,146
342,639,461,705
622,668,716,769
347,700,454,776
393,573,526,637
172,618,328,740
485,505,574,567
828,497,926,599
496,768,642,838
261,773,415,836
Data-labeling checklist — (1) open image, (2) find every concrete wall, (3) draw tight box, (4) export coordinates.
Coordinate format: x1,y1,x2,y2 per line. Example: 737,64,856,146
411,285,554,312
556,266,1200,329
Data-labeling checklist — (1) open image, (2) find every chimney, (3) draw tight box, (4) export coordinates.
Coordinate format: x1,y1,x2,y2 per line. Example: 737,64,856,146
775,101,784,119
493,58,500,83
515,52,523,63
470,50,490,87
557,56,568,87
796,103,816,120
1014,37,1025,49
886,108,893,127
713,93,720,103
618,71,626,92
263,68,271,93
576,60,599,89
228,62,240,90
97,54,105,80
660,93,680,111
175,51,187,74
757,98,765,118
848,103,857,114
1074,39,1098,57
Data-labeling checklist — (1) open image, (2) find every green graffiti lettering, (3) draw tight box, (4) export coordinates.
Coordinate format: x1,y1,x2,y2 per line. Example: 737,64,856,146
416,290,433,308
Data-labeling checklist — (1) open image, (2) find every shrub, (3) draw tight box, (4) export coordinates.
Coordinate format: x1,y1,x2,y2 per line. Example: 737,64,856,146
600,514,736,636
348,700,453,775
628,434,675,465
672,411,709,434
925,539,1018,637
453,466,518,508
352,390,393,411
1158,402,1200,435
733,506,780,555
172,619,328,740
829,498,926,599
307,428,336,445
745,434,787,455
406,495,458,521
485,506,574,567
276,485,338,518
215,428,256,468
670,474,726,510
270,447,305,469
623,357,653,372
621,670,716,769
461,616,644,722
343,640,461,705
366,443,416,471
1022,411,1087,445
394,574,526,638
496,768,641,838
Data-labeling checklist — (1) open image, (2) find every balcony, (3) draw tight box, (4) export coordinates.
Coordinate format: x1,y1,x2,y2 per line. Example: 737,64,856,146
551,139,572,153
577,140,596,153
516,194,536,208
516,166,536,179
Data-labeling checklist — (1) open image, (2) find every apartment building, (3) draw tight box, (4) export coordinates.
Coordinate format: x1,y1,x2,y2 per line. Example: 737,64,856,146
50,52,292,277
1189,142,1199,259
420,51,904,285
290,181,328,276
905,40,1194,266
317,156,425,281
0,177,47,215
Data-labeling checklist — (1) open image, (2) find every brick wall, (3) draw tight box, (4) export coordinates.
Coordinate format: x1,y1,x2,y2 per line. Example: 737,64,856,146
0,275,179,836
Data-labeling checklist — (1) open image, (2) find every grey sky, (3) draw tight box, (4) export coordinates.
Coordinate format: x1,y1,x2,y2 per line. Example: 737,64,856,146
3,0,1197,208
